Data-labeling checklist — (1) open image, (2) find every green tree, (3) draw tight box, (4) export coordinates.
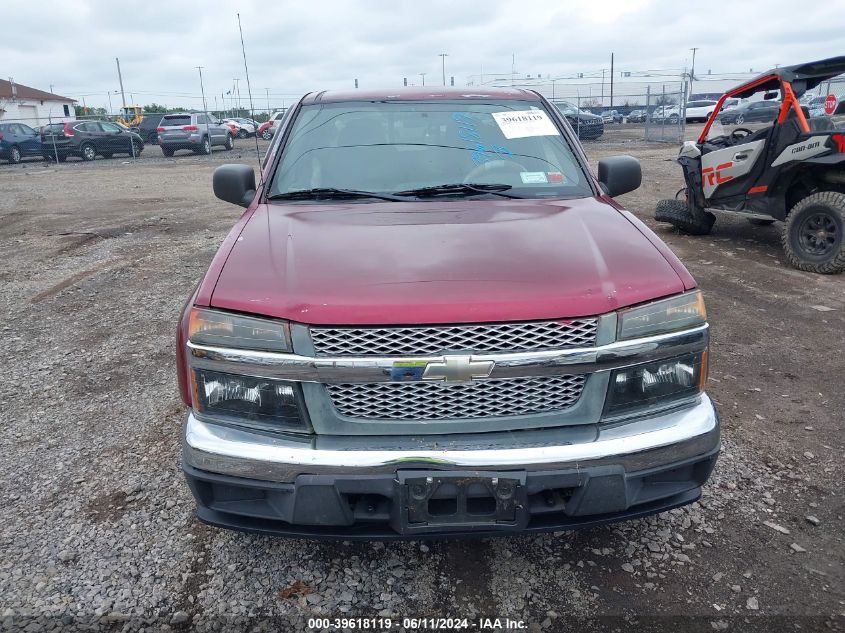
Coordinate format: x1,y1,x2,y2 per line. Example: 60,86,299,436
74,105,106,117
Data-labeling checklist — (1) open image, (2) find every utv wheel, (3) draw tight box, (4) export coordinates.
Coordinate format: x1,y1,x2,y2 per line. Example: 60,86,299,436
748,218,775,225
782,192,845,274
224,133,234,150
655,199,716,236
80,143,96,161
261,128,272,140
9,145,21,164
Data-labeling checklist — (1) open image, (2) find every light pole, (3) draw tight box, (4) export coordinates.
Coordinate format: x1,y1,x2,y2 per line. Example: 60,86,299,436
439,53,448,86
197,66,212,156
420,72,426,86
690,47,698,81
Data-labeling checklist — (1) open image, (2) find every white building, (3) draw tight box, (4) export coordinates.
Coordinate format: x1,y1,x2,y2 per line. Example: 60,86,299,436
0,78,76,127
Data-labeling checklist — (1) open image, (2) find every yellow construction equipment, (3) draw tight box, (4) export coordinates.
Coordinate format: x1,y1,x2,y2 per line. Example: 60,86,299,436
116,105,145,128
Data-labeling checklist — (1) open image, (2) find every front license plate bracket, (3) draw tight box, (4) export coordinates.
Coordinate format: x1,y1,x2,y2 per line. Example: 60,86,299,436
395,470,528,534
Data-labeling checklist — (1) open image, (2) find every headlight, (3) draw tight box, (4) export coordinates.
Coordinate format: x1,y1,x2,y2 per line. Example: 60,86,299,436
191,368,309,432
617,291,706,340
188,308,290,352
604,351,707,417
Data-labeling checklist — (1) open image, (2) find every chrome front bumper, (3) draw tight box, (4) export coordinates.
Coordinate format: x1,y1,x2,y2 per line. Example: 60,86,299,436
183,395,719,483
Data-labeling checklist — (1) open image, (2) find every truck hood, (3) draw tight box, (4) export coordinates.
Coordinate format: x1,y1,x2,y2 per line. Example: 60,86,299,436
210,197,687,325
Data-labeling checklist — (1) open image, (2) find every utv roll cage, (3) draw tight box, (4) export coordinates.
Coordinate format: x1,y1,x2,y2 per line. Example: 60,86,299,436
699,56,845,142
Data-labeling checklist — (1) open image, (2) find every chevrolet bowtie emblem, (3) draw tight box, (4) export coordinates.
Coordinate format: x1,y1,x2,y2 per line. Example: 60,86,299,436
422,355,495,382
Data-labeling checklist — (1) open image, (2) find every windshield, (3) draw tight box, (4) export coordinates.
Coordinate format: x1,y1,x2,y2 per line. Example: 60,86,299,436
269,100,592,200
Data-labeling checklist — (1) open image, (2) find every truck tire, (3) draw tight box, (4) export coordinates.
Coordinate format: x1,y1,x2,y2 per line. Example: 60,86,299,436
655,199,716,236
781,191,845,274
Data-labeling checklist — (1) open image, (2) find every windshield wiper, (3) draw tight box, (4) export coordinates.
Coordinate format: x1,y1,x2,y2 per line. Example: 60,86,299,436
267,188,409,202
392,183,522,199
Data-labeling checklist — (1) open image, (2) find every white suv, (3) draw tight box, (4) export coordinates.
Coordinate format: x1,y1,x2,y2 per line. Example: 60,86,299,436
684,100,719,123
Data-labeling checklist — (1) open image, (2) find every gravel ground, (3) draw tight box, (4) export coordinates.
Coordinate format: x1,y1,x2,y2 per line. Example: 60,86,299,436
0,125,843,632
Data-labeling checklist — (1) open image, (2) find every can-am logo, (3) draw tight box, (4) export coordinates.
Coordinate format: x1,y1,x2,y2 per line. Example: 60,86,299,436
791,140,821,155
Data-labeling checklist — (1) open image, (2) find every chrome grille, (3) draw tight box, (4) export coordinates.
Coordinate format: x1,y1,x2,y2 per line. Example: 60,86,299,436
310,319,598,357
326,375,586,420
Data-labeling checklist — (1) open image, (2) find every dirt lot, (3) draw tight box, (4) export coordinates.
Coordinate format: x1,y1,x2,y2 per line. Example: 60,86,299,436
1,126,843,632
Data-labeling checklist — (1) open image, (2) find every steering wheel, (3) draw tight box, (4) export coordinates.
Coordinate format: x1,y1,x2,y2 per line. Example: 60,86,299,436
730,127,754,141
463,159,528,183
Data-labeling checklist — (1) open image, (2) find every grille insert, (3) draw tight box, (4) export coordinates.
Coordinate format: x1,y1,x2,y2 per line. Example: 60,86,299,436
310,319,598,357
326,375,586,420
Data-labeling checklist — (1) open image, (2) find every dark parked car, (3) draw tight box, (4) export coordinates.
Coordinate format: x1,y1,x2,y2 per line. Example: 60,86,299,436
718,100,781,124
41,120,143,162
133,113,165,144
627,110,646,123
553,101,604,139
0,122,42,163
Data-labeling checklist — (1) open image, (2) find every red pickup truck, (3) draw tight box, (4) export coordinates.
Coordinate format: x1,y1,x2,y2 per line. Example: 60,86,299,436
177,87,719,538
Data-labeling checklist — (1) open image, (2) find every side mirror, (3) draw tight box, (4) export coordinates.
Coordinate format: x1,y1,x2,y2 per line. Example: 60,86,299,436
213,164,256,207
597,155,641,197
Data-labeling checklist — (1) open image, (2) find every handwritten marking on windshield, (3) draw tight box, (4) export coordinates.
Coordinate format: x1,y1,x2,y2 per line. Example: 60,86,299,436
453,112,512,165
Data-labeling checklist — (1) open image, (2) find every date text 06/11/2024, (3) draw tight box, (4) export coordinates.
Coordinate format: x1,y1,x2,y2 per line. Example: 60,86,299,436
306,617,528,630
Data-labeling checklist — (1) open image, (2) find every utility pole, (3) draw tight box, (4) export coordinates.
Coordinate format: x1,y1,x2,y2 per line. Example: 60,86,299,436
420,72,426,86
106,92,113,115
196,66,212,156
601,69,605,106
115,57,127,116
610,52,614,109
49,84,54,94
439,53,448,86
690,47,698,81
233,78,240,116
266,88,270,113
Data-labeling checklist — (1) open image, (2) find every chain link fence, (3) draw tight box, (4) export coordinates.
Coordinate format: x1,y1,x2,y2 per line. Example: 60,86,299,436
643,83,687,143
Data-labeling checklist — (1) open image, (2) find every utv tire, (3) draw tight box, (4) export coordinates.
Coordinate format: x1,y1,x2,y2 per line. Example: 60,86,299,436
748,218,775,226
782,191,845,274
162,146,174,157
80,143,96,161
655,199,716,236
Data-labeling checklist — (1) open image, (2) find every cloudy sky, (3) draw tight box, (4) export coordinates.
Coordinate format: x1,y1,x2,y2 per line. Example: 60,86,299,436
3,0,844,111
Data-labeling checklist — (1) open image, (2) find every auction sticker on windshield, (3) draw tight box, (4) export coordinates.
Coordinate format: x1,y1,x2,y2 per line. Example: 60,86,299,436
491,110,560,139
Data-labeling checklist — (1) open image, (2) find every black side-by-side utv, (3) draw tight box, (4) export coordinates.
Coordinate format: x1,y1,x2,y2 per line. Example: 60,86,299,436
656,56,845,273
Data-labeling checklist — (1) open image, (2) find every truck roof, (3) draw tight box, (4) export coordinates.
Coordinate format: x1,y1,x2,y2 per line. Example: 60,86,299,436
301,86,539,105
